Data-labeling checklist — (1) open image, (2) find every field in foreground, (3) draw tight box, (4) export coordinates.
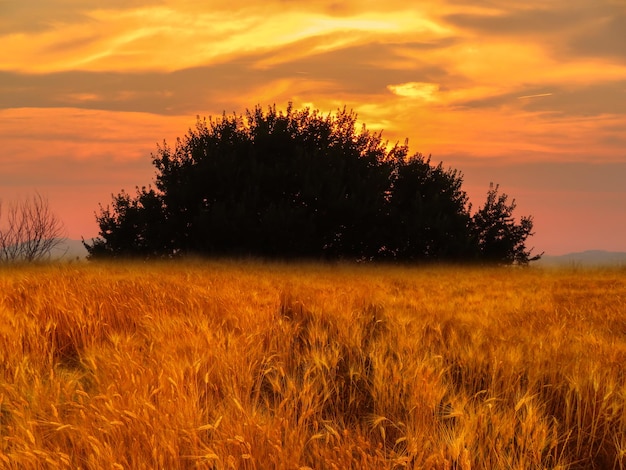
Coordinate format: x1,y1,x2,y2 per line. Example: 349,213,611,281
0,261,625,469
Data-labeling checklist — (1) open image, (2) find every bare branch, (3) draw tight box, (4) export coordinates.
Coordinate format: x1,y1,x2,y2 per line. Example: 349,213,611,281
0,193,66,263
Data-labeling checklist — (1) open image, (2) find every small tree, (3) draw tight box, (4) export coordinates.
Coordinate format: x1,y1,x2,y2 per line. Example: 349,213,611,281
471,183,541,265
0,193,66,263
83,187,169,259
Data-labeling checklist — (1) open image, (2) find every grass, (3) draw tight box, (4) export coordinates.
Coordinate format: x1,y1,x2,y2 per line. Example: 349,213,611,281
0,260,625,469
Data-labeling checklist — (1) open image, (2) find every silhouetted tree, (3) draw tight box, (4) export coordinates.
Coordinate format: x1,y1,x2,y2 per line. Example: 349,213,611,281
471,183,542,265
0,193,66,263
84,187,167,259
84,104,540,264
382,154,473,260
151,105,399,259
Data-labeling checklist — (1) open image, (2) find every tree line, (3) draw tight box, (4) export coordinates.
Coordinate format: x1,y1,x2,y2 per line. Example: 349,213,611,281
84,104,541,264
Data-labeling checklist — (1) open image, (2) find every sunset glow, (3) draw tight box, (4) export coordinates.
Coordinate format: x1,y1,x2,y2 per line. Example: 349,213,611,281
1,0,624,254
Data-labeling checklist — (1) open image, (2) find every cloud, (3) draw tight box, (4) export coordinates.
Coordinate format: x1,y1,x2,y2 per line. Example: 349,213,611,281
444,7,582,36
388,82,440,100
0,0,164,34
568,10,626,61
1,3,450,73
521,83,626,116
442,0,626,63
0,36,457,115
455,81,626,117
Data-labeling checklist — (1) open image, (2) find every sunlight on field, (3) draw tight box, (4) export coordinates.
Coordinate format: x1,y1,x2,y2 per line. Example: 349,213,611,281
0,261,625,469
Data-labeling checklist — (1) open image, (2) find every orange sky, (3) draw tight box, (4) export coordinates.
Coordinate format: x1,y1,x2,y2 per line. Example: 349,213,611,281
1,0,625,255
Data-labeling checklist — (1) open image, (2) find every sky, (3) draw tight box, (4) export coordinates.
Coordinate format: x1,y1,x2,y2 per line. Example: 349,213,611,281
1,0,625,256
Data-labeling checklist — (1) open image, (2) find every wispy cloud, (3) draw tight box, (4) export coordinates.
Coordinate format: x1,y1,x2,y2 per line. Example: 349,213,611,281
0,4,449,73
517,93,553,100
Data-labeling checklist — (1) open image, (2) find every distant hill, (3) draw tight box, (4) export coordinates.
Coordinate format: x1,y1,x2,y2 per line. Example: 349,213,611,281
52,239,89,260
538,250,626,267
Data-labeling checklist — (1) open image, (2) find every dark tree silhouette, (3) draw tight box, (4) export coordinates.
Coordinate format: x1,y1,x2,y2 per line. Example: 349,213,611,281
383,154,473,260
84,188,166,259
154,105,400,259
471,183,542,265
84,104,540,264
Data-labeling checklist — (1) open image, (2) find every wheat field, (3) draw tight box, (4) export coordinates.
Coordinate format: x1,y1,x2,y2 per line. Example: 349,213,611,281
0,260,625,469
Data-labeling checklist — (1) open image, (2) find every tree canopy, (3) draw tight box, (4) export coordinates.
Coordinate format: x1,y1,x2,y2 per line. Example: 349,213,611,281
85,104,540,264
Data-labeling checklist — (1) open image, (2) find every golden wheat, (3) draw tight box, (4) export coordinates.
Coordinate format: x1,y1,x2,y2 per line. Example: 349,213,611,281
0,260,624,469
